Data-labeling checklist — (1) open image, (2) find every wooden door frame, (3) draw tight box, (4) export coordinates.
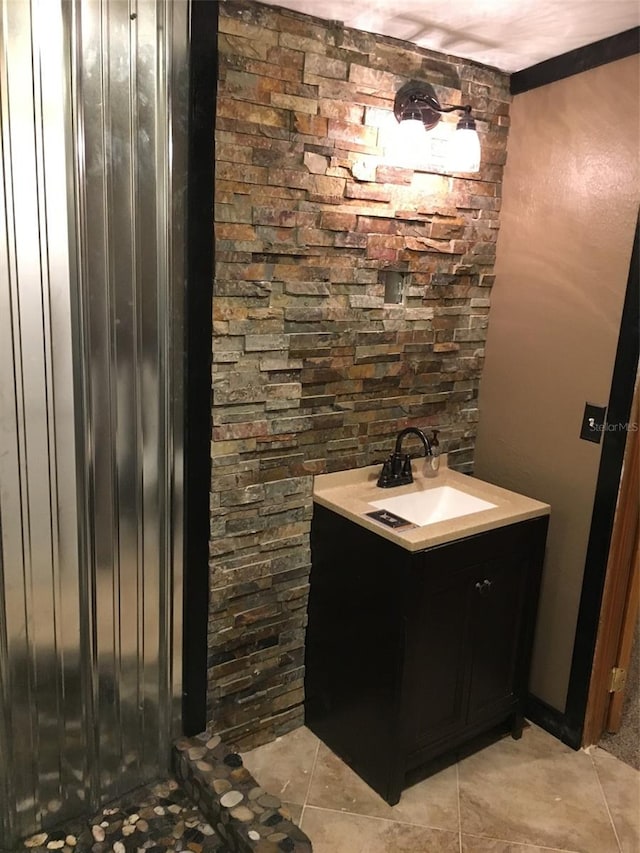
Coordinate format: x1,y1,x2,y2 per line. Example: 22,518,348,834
608,543,639,730
583,380,639,744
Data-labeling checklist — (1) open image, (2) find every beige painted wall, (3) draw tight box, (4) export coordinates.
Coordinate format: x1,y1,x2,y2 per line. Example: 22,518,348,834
474,55,639,712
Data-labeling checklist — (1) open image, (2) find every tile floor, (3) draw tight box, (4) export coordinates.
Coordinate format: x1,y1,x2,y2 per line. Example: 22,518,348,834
242,724,640,853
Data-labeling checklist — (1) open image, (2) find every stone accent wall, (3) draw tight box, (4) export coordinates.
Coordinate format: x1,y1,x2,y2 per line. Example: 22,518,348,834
210,0,510,748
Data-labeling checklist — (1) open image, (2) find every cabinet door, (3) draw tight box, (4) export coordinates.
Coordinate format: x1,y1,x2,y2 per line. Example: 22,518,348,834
402,566,473,751
466,556,527,723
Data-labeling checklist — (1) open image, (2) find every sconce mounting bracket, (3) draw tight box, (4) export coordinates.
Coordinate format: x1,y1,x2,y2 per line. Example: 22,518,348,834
393,81,443,131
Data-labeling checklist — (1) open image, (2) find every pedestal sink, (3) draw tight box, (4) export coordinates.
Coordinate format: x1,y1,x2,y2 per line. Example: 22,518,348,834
370,485,497,527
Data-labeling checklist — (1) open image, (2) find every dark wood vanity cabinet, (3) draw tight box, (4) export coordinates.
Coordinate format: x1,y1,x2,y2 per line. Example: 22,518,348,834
304,504,549,805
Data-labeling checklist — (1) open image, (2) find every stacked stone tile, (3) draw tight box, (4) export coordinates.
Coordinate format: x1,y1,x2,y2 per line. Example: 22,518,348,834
211,0,510,747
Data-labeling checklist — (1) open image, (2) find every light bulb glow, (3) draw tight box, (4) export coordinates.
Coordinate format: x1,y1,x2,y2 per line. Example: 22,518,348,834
394,118,426,167
398,119,426,146
448,128,481,173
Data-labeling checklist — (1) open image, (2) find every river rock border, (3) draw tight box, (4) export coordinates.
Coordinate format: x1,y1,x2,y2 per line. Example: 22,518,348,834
172,733,312,853
19,778,226,853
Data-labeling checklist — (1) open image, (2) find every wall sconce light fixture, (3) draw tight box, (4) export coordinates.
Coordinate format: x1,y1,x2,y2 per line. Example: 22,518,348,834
393,81,481,173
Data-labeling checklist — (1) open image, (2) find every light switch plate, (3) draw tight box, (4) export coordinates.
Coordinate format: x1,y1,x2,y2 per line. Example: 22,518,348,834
580,403,607,444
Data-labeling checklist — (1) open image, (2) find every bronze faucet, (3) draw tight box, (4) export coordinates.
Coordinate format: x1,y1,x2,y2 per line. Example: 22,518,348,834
377,427,436,488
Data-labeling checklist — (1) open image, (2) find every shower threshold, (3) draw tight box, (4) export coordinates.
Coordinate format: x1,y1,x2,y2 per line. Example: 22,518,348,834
17,779,227,853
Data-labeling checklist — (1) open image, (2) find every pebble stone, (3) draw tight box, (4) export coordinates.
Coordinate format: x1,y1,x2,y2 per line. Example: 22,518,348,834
188,746,207,761
257,794,281,809
229,806,254,822
229,768,252,784
219,791,243,809
17,730,311,853
25,834,48,848
91,826,105,842
20,785,226,853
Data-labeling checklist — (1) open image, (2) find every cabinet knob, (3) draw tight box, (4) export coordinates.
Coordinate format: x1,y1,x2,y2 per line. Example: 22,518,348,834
475,579,492,595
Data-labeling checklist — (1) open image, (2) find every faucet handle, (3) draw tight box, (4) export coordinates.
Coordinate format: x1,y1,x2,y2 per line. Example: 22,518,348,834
377,459,393,488
376,452,414,488
401,455,413,480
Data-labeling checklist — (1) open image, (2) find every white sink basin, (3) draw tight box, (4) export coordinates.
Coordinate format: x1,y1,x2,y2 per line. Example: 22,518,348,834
370,485,497,527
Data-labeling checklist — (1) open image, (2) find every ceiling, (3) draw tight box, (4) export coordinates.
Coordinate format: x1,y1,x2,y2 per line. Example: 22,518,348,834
271,0,639,73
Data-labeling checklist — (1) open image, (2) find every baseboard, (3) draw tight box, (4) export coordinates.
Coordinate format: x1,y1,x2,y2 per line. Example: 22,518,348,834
525,693,582,750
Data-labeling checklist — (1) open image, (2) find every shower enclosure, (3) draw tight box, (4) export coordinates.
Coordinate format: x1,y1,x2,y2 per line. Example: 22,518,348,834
0,0,188,845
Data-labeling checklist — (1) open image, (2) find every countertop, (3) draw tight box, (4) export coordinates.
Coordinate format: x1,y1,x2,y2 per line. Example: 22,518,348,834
313,455,550,552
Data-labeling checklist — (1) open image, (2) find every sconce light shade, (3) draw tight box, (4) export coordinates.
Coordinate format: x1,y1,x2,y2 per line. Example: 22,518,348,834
395,118,428,167
393,80,481,174
449,113,481,173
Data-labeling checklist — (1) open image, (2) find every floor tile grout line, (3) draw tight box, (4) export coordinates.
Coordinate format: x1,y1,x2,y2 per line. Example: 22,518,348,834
588,747,625,853
299,736,320,829
303,803,593,851
301,803,461,835
460,831,584,853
